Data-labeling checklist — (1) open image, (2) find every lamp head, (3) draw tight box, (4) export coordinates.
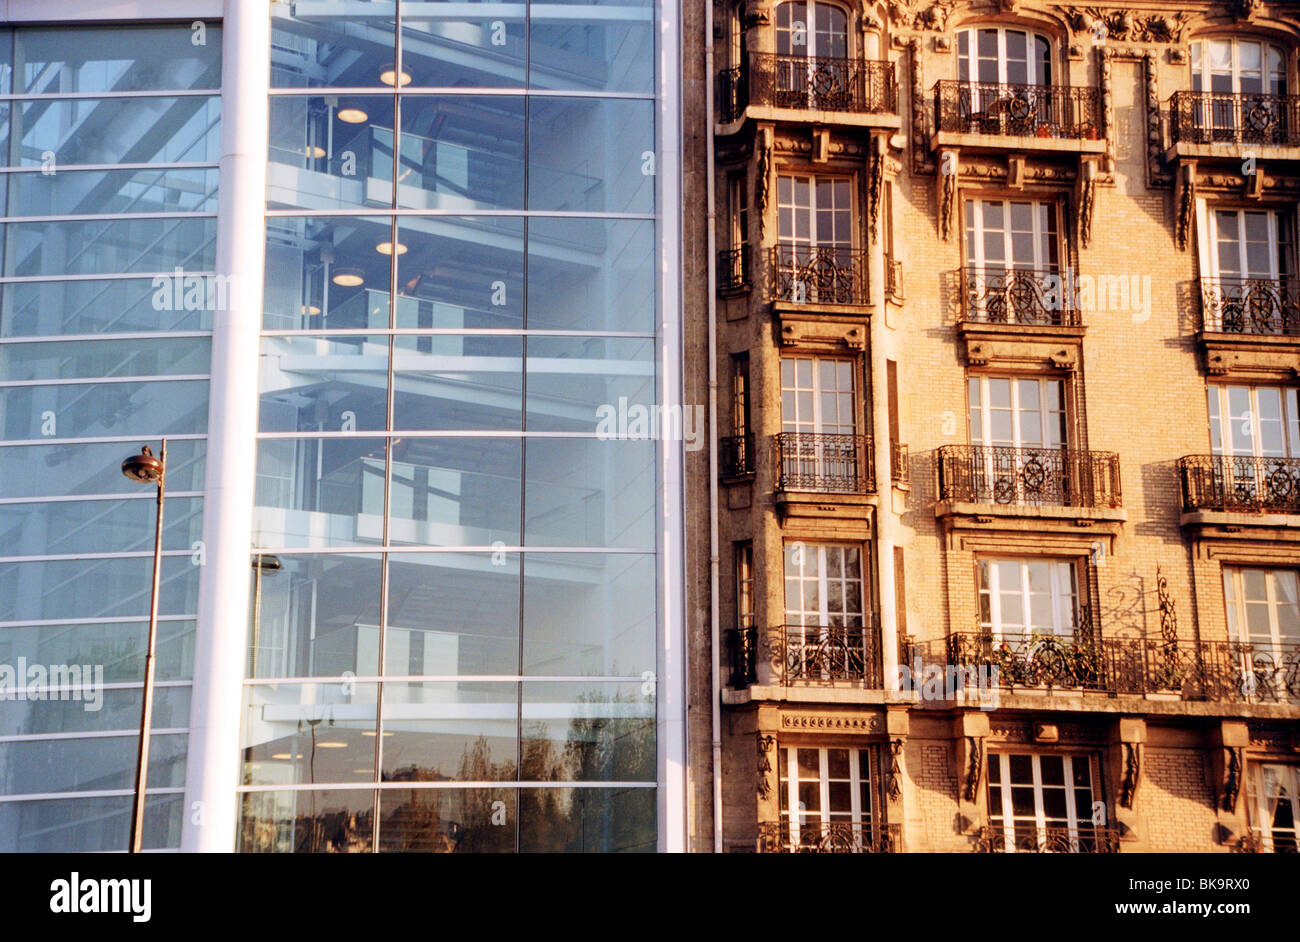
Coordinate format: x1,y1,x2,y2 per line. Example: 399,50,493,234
121,445,164,485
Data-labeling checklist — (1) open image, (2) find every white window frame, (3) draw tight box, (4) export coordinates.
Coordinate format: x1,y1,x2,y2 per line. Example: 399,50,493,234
968,375,1067,449
1207,384,1300,458
775,1,850,60
783,542,865,628
782,355,857,435
777,173,854,251
778,745,873,850
978,557,1080,638
1223,566,1300,650
1207,207,1294,281
987,752,1096,853
1248,762,1300,853
1190,38,1288,96
957,26,1053,86
964,198,1059,272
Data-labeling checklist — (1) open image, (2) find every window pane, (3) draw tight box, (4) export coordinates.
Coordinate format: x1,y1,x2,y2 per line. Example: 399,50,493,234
396,216,527,330
523,438,655,548
526,337,655,433
387,438,522,547
0,337,210,381
258,334,389,432
0,684,190,738
528,97,653,214
254,437,388,548
530,0,654,93
0,496,202,557
267,95,397,211
1,379,209,440
13,25,221,93
401,4,525,89
10,96,220,167
1,277,211,337
240,682,378,786
0,732,186,795
396,96,527,211
0,619,195,684
5,217,216,278
380,682,516,780
377,787,517,853
392,335,522,432
0,439,204,499
5,167,219,217
238,789,373,853
270,5,396,89
263,215,395,330
521,681,655,782
1,794,180,852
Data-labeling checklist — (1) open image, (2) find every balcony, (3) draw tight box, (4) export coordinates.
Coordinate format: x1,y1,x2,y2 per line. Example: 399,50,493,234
936,445,1122,509
933,81,1103,154
770,243,869,307
1179,454,1300,515
1200,277,1300,335
775,432,874,494
890,441,909,485
719,55,897,124
1170,91,1300,150
960,267,1082,327
728,621,884,689
974,825,1121,854
717,246,751,297
1239,829,1300,853
720,433,755,480
757,821,899,854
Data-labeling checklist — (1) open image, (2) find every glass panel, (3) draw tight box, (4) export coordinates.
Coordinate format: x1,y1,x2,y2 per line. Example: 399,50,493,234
0,439,205,499
0,555,199,623
0,277,211,337
258,334,389,433
237,789,374,853
0,619,195,684
0,337,210,381
527,217,655,331
530,0,654,93
270,4,396,89
523,438,655,548
378,787,517,852
521,552,655,675
379,682,516,780
9,96,221,167
13,25,221,93
396,96,526,211
246,553,382,679
1,379,209,441
0,496,202,557
0,793,181,852
263,215,395,330
521,681,655,781
385,552,520,677
517,785,655,852
4,217,216,278
401,3,525,89
526,336,655,433
387,437,522,547
240,682,378,786
0,732,186,794
395,215,526,330
267,95,397,210
528,97,654,214
391,335,523,432
0,685,190,737
5,167,219,217
254,437,387,548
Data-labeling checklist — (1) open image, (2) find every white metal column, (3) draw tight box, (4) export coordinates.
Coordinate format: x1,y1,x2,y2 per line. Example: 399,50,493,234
182,0,268,852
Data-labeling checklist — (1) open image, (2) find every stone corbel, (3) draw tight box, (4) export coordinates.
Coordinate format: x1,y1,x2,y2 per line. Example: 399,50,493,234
779,319,866,350
937,149,958,241
1209,721,1250,814
1120,741,1142,808
1175,160,1196,252
755,128,772,238
1078,157,1099,249
741,1,770,30
1007,154,1025,190
812,128,830,163
869,135,885,244
756,733,776,800
952,712,990,804
1111,717,1147,810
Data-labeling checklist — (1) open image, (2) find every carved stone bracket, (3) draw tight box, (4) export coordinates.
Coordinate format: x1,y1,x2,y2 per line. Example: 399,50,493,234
741,0,769,30
963,735,985,802
1120,741,1142,809
1175,160,1196,252
756,129,772,239
910,38,934,176
886,739,904,803
869,135,885,244
779,318,867,351
1099,47,1115,173
1221,746,1243,813
937,149,957,241
1078,158,1099,248
756,733,776,800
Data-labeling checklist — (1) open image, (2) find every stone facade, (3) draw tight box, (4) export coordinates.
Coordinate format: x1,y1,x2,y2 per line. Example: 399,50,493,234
685,0,1300,853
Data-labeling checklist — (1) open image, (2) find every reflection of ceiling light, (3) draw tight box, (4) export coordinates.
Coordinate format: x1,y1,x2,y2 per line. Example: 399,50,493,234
331,267,364,287
303,145,326,159
361,731,394,737
337,107,368,124
375,241,407,256
271,753,304,760
316,741,348,749
380,64,412,87
301,304,321,316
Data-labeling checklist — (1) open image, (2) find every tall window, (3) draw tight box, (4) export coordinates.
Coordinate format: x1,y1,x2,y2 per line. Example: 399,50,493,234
1208,385,1300,458
736,542,755,629
776,1,849,58
783,542,868,679
783,356,856,435
1191,38,1287,96
978,558,1080,638
969,376,1067,449
965,199,1060,271
778,173,853,251
987,753,1098,852
1224,567,1300,653
1209,208,1294,281
778,746,873,850
1248,763,1299,853
958,27,1052,85
731,352,750,437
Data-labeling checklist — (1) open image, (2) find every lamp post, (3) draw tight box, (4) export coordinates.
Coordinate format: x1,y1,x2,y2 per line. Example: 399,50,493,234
121,441,166,853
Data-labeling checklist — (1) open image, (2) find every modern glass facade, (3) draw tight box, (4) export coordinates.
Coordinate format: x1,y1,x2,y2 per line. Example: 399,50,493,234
0,0,682,853
0,21,221,850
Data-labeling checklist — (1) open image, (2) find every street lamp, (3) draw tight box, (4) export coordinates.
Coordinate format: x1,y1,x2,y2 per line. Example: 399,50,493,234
121,441,166,853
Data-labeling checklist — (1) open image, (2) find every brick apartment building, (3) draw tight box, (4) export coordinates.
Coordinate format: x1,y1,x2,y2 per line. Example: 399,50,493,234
684,0,1300,853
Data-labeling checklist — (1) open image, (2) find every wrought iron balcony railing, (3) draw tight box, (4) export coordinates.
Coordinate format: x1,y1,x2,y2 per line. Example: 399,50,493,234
1179,454,1300,514
758,821,899,854
975,825,1121,854
1239,828,1300,853
775,432,875,493
720,55,896,121
727,625,757,688
718,246,751,295
770,243,869,305
901,632,1300,702
720,433,755,478
891,441,909,485
935,81,1102,139
936,444,1122,508
1199,277,1300,335
773,621,884,687
960,266,1083,327
1170,91,1300,147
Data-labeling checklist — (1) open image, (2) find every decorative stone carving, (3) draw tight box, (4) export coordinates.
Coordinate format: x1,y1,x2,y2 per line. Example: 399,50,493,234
1078,158,1098,248
910,38,934,175
1144,52,1170,189
1119,741,1141,809
887,739,904,803
937,149,957,241
1064,8,1188,44
1233,0,1262,21
741,1,769,30
963,735,984,802
756,733,775,800
1175,161,1196,252
779,319,866,351
869,136,885,244
1221,746,1243,813
755,132,771,238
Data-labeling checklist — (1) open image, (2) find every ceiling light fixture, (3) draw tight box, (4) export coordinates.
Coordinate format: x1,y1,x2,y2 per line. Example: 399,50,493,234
331,267,364,287
380,64,412,87
375,240,407,256
336,106,369,124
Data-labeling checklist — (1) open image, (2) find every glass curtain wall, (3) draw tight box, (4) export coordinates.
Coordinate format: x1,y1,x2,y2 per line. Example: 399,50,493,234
0,23,221,850
242,0,658,852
